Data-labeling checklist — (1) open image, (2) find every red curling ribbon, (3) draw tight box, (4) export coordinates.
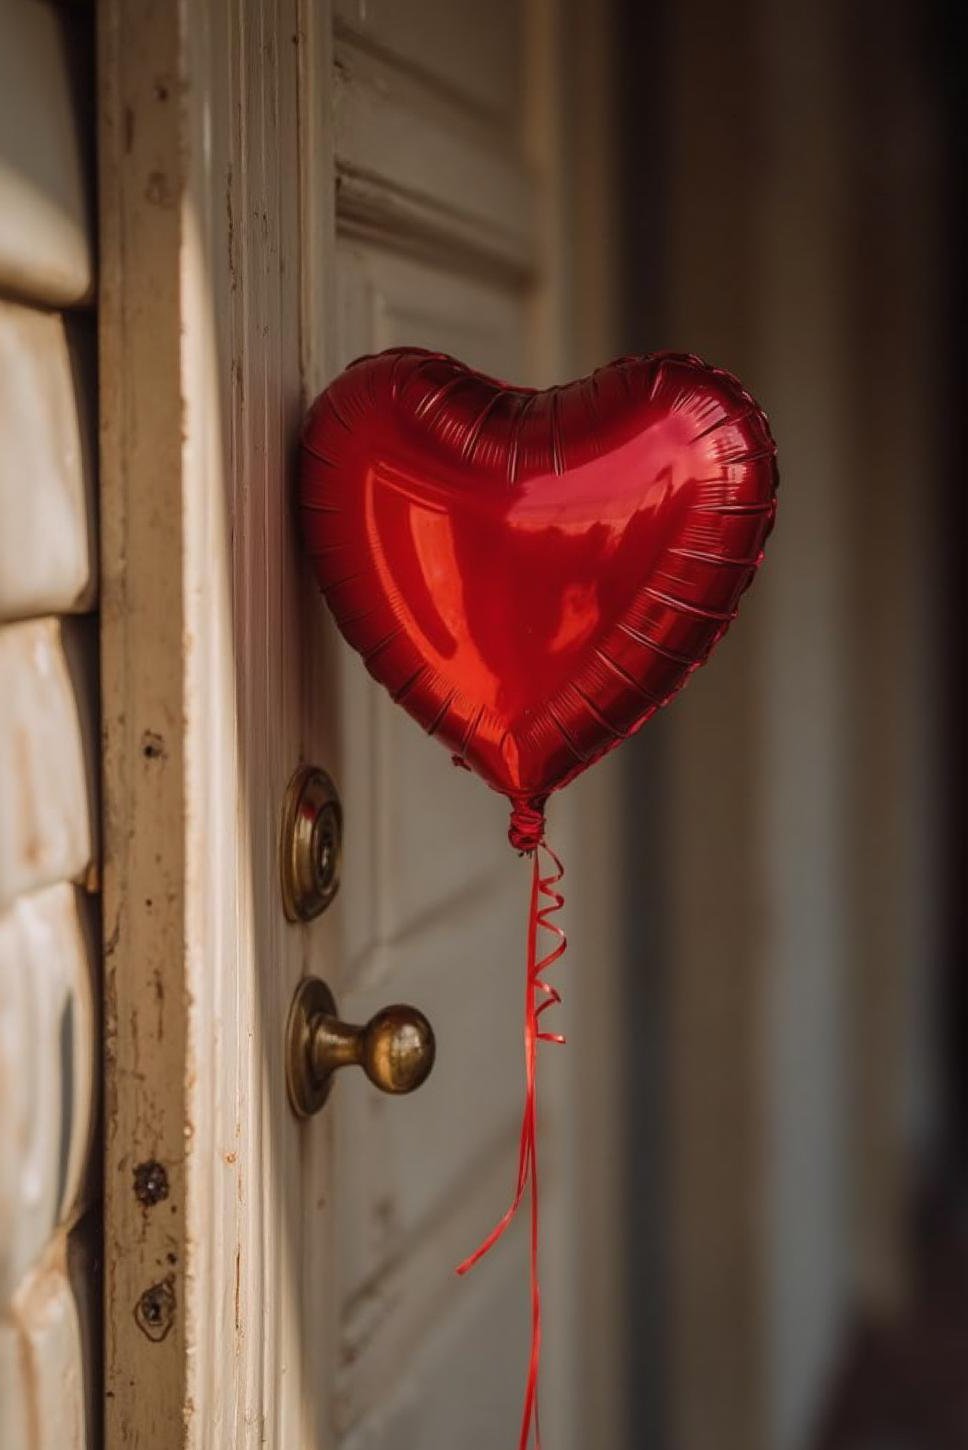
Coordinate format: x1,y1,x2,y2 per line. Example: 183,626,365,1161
457,806,566,1450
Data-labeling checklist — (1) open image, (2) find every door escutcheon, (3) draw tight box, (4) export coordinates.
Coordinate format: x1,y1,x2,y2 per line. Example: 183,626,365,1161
280,765,342,921
285,976,436,1117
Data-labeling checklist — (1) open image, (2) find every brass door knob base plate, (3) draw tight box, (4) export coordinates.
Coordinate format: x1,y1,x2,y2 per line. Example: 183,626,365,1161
286,976,339,1116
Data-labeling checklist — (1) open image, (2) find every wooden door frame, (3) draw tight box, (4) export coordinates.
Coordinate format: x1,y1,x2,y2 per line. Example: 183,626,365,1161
99,1,316,1441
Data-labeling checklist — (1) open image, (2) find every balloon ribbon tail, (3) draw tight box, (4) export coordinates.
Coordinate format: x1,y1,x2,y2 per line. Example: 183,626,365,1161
456,840,566,1450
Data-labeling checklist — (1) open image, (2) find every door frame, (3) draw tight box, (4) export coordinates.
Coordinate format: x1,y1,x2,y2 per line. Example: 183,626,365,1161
100,1,314,1441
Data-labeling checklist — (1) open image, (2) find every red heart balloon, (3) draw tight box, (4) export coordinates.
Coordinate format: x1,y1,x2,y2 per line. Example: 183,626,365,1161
299,348,776,844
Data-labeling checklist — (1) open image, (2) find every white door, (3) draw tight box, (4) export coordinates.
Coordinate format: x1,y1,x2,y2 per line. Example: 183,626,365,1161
101,2,625,1446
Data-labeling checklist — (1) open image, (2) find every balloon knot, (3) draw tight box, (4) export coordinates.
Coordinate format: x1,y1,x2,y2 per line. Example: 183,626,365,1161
508,798,546,853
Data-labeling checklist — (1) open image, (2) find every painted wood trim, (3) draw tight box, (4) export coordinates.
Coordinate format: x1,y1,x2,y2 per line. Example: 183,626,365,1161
100,1,330,1443
99,1,190,1438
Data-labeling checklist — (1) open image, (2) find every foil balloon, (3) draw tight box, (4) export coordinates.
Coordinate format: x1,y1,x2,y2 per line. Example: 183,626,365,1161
299,347,776,847
297,347,777,1449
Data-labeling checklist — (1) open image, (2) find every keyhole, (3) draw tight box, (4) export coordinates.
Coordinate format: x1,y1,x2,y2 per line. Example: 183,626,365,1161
312,803,339,894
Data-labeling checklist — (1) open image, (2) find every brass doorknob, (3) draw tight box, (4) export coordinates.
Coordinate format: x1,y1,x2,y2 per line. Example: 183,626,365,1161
286,976,436,1117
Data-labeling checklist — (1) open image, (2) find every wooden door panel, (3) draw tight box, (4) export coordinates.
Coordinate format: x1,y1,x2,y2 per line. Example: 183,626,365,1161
336,666,516,981
334,0,523,127
338,1244,528,1447
333,244,524,965
332,34,532,281
368,250,525,379
333,881,526,1280
329,231,536,1440
373,708,510,947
